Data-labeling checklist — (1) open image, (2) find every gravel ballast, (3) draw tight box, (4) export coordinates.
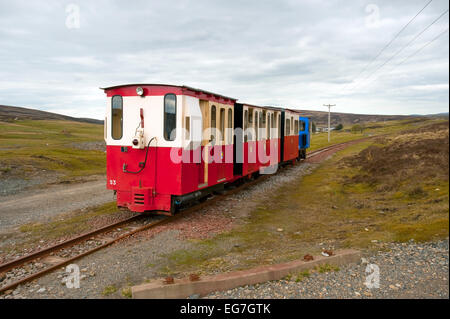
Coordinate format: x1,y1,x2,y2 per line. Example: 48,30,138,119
206,239,449,299
0,230,192,299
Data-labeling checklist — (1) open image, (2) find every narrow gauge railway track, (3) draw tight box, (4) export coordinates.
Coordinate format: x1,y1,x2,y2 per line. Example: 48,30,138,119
0,139,365,294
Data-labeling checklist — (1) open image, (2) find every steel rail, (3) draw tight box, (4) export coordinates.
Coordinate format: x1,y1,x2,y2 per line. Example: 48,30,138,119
0,214,143,274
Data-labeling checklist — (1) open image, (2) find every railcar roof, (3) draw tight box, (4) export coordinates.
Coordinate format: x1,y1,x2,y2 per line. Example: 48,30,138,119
238,103,285,112
285,108,304,114
238,103,307,115
100,83,237,101
263,105,304,114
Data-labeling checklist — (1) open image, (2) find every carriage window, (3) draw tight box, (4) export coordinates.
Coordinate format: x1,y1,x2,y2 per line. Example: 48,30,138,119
211,105,216,142
255,113,259,141
271,113,275,138
111,95,123,140
185,116,190,140
220,108,225,142
295,120,299,134
291,117,293,135
259,112,263,129
244,110,248,142
211,105,216,128
267,114,270,139
300,120,305,131
278,114,281,137
227,109,232,144
286,119,290,136
164,94,177,141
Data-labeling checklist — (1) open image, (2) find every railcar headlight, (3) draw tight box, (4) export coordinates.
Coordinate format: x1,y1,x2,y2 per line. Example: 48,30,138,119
132,138,139,146
136,87,144,96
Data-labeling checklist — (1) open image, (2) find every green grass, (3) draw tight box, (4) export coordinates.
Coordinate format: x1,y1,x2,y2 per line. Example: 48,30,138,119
102,285,117,296
121,287,132,298
0,119,105,179
295,270,310,282
316,264,340,273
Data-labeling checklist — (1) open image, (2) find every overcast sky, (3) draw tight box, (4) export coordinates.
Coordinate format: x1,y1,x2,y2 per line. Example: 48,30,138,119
0,0,448,119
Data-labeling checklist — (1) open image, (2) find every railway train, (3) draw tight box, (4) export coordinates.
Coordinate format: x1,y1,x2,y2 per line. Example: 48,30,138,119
102,84,311,214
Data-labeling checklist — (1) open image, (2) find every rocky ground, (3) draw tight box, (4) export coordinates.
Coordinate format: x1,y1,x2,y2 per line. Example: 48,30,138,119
0,176,113,232
0,230,190,299
0,171,61,197
69,141,106,152
206,239,449,299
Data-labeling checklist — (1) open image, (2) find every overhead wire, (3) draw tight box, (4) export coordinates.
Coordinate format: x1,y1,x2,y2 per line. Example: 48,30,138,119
356,27,449,91
346,8,449,93
340,0,434,92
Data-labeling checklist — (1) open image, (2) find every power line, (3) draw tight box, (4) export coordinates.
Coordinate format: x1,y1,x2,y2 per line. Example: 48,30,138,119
357,27,449,91
348,8,449,92
396,27,449,67
341,0,433,91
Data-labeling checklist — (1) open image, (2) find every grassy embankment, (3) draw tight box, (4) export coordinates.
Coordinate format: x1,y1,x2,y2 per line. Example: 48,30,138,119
159,119,449,277
308,118,441,151
0,120,105,181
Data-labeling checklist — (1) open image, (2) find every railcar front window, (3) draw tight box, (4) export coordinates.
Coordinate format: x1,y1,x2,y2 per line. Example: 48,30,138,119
164,94,177,141
111,95,123,140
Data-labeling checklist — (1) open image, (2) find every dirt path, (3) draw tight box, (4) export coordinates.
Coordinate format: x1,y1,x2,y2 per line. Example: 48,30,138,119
0,177,113,232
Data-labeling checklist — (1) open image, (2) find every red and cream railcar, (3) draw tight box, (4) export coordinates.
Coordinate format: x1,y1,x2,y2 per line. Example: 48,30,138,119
103,84,307,214
102,84,236,214
233,104,282,177
281,109,301,163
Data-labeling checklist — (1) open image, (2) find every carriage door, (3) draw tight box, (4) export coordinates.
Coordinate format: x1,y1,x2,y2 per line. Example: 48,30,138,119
217,106,226,182
198,100,209,187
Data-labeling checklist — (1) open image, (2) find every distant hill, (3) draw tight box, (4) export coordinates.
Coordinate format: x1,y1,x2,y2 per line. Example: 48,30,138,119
424,112,449,118
0,105,103,125
293,109,421,127
1,103,444,128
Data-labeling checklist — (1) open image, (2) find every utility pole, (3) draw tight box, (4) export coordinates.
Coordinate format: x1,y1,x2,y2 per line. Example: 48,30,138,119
323,104,335,142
